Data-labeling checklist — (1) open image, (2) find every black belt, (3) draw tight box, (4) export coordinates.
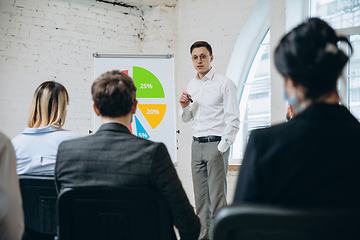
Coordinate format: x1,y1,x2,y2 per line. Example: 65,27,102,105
193,136,221,143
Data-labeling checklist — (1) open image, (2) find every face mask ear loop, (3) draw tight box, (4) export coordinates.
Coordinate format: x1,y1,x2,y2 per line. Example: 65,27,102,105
283,86,303,114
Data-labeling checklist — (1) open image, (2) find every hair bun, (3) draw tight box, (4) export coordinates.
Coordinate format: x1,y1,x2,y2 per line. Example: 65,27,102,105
324,43,338,54
314,42,348,75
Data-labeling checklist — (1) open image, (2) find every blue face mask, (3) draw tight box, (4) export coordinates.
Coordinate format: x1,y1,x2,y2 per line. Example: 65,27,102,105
283,89,303,114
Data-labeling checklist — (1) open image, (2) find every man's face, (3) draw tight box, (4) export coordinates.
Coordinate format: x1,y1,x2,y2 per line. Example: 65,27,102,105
191,46,213,74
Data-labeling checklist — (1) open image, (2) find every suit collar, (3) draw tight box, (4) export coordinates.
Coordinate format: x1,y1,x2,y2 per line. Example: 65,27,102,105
294,103,357,122
97,122,131,134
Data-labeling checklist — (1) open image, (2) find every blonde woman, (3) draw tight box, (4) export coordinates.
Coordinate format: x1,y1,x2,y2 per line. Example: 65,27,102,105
12,81,80,175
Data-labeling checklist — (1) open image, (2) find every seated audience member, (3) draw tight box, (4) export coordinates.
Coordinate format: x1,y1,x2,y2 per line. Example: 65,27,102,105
55,70,200,240
234,18,360,207
12,81,80,175
0,131,24,240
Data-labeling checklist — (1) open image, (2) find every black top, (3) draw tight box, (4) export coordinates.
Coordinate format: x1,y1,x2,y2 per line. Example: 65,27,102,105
234,103,360,207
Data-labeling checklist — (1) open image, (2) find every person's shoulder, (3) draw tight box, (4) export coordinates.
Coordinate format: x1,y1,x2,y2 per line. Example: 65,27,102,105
249,122,290,141
248,126,269,140
212,71,228,80
214,72,236,87
126,135,169,156
131,134,165,148
11,133,29,151
11,129,28,145
58,130,158,148
57,132,89,151
11,134,21,143
59,129,80,137
213,71,226,79
54,129,81,140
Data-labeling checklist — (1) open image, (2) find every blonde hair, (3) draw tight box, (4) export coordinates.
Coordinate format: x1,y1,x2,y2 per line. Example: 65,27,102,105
27,81,69,129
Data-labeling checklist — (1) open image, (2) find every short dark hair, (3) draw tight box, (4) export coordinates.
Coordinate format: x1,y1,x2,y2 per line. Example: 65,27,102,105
274,18,352,100
190,41,213,56
91,70,137,117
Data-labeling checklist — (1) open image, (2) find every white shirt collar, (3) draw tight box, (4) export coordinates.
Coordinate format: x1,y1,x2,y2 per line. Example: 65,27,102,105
22,126,59,134
195,68,215,82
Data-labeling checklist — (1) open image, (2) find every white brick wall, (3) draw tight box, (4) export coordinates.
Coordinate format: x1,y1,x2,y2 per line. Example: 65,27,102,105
0,0,143,138
0,0,260,206
141,5,178,53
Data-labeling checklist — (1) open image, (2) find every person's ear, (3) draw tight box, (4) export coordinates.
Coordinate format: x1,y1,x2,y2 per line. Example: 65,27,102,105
93,102,101,116
284,77,294,98
285,77,298,88
210,55,214,62
131,99,138,114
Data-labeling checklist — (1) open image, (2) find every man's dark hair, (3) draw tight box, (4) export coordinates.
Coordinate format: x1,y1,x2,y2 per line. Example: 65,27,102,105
190,41,213,56
91,70,137,117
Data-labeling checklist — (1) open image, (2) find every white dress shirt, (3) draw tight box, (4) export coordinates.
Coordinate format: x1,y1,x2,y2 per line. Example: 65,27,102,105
12,126,80,175
0,131,24,240
180,68,240,152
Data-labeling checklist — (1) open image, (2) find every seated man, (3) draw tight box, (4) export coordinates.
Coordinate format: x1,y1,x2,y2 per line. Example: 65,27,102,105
55,70,200,240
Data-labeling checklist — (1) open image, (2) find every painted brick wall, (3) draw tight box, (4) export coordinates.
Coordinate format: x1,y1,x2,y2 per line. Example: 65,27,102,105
0,0,143,138
0,0,259,206
141,5,178,54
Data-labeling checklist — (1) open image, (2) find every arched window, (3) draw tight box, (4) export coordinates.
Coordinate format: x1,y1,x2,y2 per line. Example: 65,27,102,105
225,0,270,165
310,0,360,29
231,30,270,163
229,0,359,166
348,34,360,119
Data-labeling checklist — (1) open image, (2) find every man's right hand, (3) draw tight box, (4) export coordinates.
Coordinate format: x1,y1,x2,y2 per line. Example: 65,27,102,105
179,91,191,108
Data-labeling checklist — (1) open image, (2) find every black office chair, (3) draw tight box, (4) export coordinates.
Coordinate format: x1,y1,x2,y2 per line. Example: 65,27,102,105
212,203,360,240
57,187,176,240
19,175,58,240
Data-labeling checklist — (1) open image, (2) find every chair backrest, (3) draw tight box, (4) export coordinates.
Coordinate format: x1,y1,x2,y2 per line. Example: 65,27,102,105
212,204,360,240
57,187,176,240
19,175,58,236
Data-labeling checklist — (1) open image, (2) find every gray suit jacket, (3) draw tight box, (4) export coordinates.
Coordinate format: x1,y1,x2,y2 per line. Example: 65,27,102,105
55,122,200,240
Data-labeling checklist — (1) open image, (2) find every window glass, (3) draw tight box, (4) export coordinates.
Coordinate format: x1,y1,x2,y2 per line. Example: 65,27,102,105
349,34,360,119
310,0,360,28
232,31,270,161
310,1,360,120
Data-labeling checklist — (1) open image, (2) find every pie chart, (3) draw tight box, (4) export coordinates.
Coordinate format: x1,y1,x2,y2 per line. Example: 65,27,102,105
94,55,176,162
130,66,167,139
138,104,166,129
133,66,165,98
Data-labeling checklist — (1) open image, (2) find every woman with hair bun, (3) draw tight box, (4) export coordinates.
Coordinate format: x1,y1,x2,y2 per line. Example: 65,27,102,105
12,81,80,175
234,18,360,207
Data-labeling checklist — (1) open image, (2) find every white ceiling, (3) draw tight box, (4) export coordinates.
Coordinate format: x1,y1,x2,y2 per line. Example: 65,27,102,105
97,0,177,8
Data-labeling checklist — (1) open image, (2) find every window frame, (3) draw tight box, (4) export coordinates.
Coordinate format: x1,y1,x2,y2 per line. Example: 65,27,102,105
229,29,270,166
308,0,360,109
337,26,360,108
